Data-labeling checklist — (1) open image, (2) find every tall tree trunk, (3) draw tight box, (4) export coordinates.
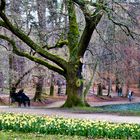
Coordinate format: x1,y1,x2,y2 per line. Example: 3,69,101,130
9,0,25,91
50,73,55,96
63,77,84,107
97,83,103,96
50,82,54,96
115,77,120,92
33,0,47,101
33,76,44,101
62,65,87,107
9,53,13,94
107,78,112,96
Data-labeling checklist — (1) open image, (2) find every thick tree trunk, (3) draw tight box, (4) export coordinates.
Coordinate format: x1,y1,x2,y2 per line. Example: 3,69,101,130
62,66,88,107
49,73,55,96
97,83,103,96
115,80,119,93
63,79,84,107
33,76,44,102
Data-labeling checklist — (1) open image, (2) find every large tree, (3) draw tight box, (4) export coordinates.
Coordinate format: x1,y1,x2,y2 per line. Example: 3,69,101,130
0,0,134,107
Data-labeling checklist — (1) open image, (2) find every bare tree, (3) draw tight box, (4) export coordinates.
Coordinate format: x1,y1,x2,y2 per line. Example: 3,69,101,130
0,0,137,107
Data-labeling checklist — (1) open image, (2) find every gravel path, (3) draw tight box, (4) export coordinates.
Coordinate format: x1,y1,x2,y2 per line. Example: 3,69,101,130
0,96,140,124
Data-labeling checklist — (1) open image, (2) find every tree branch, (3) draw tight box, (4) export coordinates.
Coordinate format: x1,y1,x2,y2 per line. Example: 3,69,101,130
0,20,7,28
73,0,104,21
0,43,9,51
0,12,67,71
72,0,104,58
77,10,103,57
44,40,68,50
0,34,66,76
73,0,93,21
96,1,135,39
107,13,134,39
0,0,6,12
31,40,68,56
27,25,33,36
14,66,37,88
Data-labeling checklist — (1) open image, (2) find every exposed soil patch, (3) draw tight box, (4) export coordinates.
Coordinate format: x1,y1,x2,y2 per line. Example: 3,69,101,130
0,93,128,107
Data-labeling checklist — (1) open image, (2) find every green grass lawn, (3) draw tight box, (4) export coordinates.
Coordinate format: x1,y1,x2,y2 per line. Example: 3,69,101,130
66,104,140,116
0,131,90,140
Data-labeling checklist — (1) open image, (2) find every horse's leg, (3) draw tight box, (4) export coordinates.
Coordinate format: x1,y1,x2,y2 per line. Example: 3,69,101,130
17,96,22,107
23,101,26,107
28,100,30,107
18,102,21,107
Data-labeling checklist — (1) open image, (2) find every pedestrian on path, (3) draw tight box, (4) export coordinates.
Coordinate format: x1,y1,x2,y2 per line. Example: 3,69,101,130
57,80,62,95
128,90,133,102
117,85,123,97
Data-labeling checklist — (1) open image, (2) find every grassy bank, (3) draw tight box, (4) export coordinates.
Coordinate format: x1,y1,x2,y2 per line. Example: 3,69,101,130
0,130,89,140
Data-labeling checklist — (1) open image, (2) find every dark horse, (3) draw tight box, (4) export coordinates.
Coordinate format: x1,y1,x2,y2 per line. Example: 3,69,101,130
10,88,30,107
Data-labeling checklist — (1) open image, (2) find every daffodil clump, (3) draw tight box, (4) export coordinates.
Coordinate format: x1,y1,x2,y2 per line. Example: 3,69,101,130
0,113,140,139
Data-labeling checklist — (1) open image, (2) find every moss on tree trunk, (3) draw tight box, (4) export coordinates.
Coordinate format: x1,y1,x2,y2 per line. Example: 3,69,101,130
62,81,89,107
62,67,89,107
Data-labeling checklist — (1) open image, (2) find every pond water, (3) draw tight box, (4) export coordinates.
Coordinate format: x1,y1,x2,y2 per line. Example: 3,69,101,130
100,103,140,111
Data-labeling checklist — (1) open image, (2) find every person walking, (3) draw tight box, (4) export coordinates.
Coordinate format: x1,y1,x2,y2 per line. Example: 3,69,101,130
57,80,62,95
128,90,133,102
117,85,123,97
